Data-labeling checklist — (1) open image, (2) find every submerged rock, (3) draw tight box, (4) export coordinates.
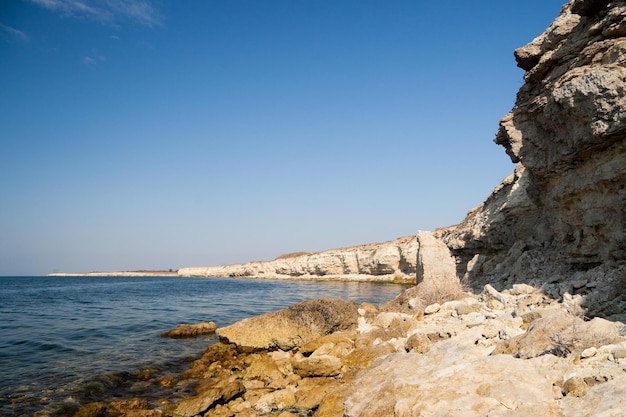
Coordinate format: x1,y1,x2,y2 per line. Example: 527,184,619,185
161,322,217,338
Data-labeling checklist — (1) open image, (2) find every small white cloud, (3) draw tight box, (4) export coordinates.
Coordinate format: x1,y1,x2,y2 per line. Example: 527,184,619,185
83,52,106,65
27,0,162,27
0,23,29,41
106,0,162,27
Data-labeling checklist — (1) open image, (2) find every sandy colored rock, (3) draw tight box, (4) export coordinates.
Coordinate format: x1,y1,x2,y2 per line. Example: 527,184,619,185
173,381,244,417
405,333,431,353
344,340,564,417
416,230,458,286
292,355,342,377
160,322,217,338
299,330,357,355
243,354,285,385
341,343,397,370
562,376,588,398
253,388,296,414
493,312,623,358
217,298,358,351
294,377,343,410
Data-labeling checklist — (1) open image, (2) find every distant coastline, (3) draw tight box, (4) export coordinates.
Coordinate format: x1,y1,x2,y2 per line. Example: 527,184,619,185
48,270,179,277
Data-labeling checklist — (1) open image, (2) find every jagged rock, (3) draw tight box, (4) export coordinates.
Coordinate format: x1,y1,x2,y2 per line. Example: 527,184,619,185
243,354,285,385
294,377,343,409
160,322,217,338
173,381,244,417
292,354,342,377
217,298,358,351
344,340,565,417
253,388,296,414
433,0,626,319
299,329,357,355
492,312,623,358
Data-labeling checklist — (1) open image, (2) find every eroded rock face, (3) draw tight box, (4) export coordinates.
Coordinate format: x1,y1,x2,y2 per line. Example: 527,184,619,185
216,298,358,351
435,0,626,319
177,236,417,282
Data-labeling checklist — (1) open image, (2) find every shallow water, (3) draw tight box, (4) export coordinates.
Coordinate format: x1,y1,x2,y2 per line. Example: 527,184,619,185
0,276,407,416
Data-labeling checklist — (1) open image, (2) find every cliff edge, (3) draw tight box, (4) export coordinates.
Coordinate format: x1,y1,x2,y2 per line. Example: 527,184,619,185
181,0,625,319
426,0,625,320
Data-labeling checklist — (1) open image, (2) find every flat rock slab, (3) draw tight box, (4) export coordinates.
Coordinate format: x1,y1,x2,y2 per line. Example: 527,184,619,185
161,322,217,338
217,298,358,351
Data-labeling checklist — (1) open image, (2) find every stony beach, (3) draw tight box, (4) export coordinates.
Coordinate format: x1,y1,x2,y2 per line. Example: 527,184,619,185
73,280,626,417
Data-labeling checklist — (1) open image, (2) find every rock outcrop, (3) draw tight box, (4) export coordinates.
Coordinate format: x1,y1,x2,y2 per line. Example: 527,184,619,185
178,236,417,282
216,298,358,351
427,0,626,320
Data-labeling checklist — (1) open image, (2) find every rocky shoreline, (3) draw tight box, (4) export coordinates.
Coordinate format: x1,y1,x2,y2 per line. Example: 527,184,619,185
72,279,626,417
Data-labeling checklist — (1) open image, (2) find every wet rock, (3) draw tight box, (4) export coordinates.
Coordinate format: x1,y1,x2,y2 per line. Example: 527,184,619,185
161,322,217,338
73,402,106,417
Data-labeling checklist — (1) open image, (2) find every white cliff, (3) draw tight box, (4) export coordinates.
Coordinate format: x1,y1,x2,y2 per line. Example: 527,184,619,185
178,236,417,282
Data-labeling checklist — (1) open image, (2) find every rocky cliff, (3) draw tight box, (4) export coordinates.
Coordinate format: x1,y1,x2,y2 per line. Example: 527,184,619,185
420,0,626,320
178,236,417,282
182,0,625,319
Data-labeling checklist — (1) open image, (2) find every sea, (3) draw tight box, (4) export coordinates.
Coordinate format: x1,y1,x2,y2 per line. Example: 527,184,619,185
0,275,408,416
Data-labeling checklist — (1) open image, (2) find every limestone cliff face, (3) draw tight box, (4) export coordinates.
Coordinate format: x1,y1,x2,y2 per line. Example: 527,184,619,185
434,0,626,318
178,236,416,282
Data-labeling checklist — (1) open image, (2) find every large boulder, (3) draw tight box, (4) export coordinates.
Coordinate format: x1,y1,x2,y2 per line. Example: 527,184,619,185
216,298,358,351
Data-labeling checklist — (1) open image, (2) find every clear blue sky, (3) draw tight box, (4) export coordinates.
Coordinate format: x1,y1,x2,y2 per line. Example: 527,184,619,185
1,0,565,275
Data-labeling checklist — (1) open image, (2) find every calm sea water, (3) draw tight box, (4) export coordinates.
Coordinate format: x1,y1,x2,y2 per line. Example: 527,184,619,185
0,276,406,416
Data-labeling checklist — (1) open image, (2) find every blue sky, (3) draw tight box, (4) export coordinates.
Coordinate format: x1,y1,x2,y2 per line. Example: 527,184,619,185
0,0,565,275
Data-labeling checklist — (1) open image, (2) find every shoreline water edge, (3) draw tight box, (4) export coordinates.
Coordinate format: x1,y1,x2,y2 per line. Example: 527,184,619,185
66,280,626,417
0,276,409,417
